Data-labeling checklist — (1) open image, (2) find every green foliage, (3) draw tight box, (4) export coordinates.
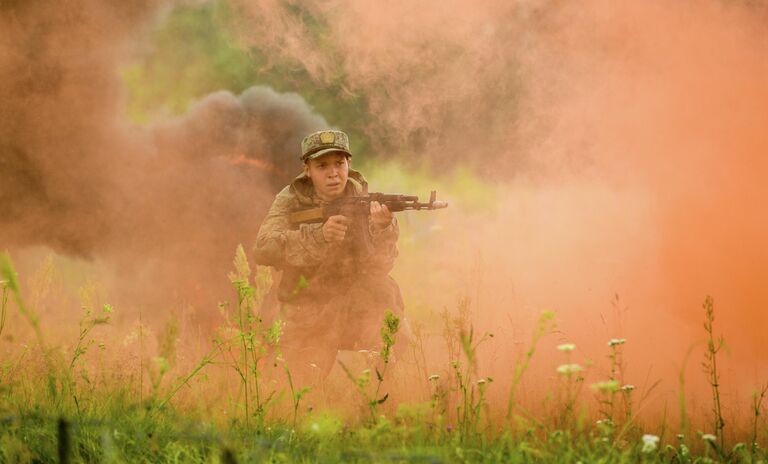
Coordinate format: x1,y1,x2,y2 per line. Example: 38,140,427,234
123,0,374,162
379,311,399,364
123,1,258,121
339,310,400,422
2,255,768,461
223,244,280,429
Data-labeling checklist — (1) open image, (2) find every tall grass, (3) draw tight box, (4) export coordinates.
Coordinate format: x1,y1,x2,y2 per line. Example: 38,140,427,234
1,251,767,462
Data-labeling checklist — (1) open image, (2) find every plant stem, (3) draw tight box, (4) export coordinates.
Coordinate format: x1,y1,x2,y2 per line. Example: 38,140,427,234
703,295,725,449
0,282,8,339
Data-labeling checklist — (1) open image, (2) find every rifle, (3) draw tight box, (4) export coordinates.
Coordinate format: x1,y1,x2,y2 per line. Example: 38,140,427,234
289,190,448,257
289,190,448,225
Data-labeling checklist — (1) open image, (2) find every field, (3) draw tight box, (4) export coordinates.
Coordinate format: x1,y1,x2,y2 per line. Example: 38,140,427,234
1,250,766,463
3,0,768,462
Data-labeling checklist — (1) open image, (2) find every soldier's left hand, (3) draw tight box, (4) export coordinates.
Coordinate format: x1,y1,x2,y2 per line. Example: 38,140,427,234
370,201,393,230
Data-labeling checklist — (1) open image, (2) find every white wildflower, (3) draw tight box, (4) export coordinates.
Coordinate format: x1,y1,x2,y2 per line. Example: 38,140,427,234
608,338,626,346
557,343,576,352
702,434,717,442
428,374,440,381
596,419,613,429
591,380,620,392
477,378,487,385
556,363,583,375
621,384,635,391
641,434,660,453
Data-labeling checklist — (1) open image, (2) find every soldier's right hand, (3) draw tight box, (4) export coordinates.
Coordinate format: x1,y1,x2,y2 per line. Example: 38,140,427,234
322,215,349,242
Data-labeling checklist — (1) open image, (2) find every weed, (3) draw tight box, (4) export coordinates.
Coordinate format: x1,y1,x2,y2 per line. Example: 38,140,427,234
155,343,222,411
0,278,8,339
339,310,400,422
555,353,584,430
702,295,725,449
225,244,279,429
677,342,700,444
454,326,493,442
438,298,494,442
148,318,180,403
68,285,113,416
506,310,555,421
752,383,768,459
283,357,310,430
1,253,59,403
408,321,432,401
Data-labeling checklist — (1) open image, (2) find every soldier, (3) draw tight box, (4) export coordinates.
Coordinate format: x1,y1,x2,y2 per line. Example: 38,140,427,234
253,129,406,388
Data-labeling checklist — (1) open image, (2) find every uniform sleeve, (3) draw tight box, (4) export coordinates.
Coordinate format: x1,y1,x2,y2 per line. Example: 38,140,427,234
253,189,329,268
364,217,400,274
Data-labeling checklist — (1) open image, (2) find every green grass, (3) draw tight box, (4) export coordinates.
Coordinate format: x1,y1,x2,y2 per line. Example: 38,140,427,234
1,252,766,463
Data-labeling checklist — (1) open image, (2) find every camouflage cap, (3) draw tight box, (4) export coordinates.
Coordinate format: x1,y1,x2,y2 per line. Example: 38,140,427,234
301,130,351,161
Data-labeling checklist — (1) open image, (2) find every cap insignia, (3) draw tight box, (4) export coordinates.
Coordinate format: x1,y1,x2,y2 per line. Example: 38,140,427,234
319,131,336,144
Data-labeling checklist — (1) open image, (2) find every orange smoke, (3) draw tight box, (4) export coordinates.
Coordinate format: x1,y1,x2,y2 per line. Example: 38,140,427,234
1,0,767,435
518,0,768,368
235,0,768,430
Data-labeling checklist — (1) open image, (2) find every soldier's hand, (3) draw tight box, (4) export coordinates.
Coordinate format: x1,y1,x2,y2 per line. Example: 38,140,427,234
370,201,394,230
322,215,349,242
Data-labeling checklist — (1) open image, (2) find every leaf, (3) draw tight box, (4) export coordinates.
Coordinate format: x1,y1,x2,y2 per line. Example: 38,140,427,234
376,393,389,404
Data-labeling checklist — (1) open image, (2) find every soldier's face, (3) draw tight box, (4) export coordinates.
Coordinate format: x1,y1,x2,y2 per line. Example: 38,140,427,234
304,152,350,201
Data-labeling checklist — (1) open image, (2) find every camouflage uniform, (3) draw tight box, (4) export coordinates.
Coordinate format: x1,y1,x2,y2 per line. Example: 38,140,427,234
253,159,405,380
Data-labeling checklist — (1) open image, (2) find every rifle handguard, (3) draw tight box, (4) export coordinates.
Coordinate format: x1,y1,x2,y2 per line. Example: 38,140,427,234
289,190,448,224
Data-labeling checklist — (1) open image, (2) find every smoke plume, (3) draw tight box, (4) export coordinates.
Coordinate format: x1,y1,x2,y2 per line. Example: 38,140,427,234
3,0,768,431
234,0,768,426
0,0,327,313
